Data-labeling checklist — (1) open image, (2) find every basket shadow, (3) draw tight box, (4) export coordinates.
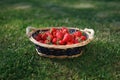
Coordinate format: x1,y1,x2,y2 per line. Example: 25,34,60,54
49,41,114,78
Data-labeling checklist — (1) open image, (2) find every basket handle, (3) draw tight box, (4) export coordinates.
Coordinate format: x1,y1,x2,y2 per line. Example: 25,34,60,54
26,27,37,37
84,28,95,40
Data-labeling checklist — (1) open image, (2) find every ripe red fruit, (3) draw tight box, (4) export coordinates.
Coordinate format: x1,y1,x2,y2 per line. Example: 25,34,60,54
80,36,87,41
52,38,57,44
74,31,82,37
59,40,65,45
69,34,73,42
71,34,75,39
38,33,42,38
52,31,56,37
50,28,57,34
75,37,81,43
44,40,50,44
61,27,69,34
35,27,86,45
67,42,73,45
35,35,41,41
39,40,44,43
45,31,51,35
62,33,71,42
56,31,64,40
47,34,53,41
41,33,48,40
70,38,75,43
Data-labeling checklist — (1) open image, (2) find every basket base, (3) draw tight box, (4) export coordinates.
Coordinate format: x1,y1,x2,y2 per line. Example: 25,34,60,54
36,49,83,59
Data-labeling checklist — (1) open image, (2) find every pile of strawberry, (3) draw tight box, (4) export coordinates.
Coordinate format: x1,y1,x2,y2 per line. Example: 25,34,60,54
34,27,87,45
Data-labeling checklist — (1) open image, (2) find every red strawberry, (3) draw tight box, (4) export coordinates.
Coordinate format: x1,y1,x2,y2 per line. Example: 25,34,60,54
38,33,42,38
74,31,82,37
80,36,87,41
39,40,44,43
50,28,57,34
52,31,57,38
61,27,69,34
69,34,73,42
56,31,64,40
71,34,75,39
47,34,53,41
52,38,57,44
35,35,41,41
62,33,71,42
44,40,50,44
41,33,48,40
67,42,73,45
75,37,81,43
45,31,51,35
70,38,75,43
59,40,65,45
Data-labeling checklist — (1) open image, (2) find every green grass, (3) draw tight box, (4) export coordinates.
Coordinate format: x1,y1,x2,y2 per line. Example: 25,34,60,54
0,0,120,80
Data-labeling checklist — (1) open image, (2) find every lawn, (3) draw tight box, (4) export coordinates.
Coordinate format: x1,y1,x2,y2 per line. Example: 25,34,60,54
0,0,120,80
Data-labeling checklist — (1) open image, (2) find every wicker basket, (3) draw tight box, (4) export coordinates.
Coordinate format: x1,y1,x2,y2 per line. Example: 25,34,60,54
26,27,94,58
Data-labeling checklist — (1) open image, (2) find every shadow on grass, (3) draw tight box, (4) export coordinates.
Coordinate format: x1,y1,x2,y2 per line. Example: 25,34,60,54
49,40,117,79
0,40,118,79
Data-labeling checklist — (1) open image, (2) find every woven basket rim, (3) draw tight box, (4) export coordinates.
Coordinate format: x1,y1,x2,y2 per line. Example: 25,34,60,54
28,27,94,49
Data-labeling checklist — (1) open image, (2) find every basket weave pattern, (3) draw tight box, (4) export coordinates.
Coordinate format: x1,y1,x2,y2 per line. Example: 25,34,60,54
26,27,94,58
